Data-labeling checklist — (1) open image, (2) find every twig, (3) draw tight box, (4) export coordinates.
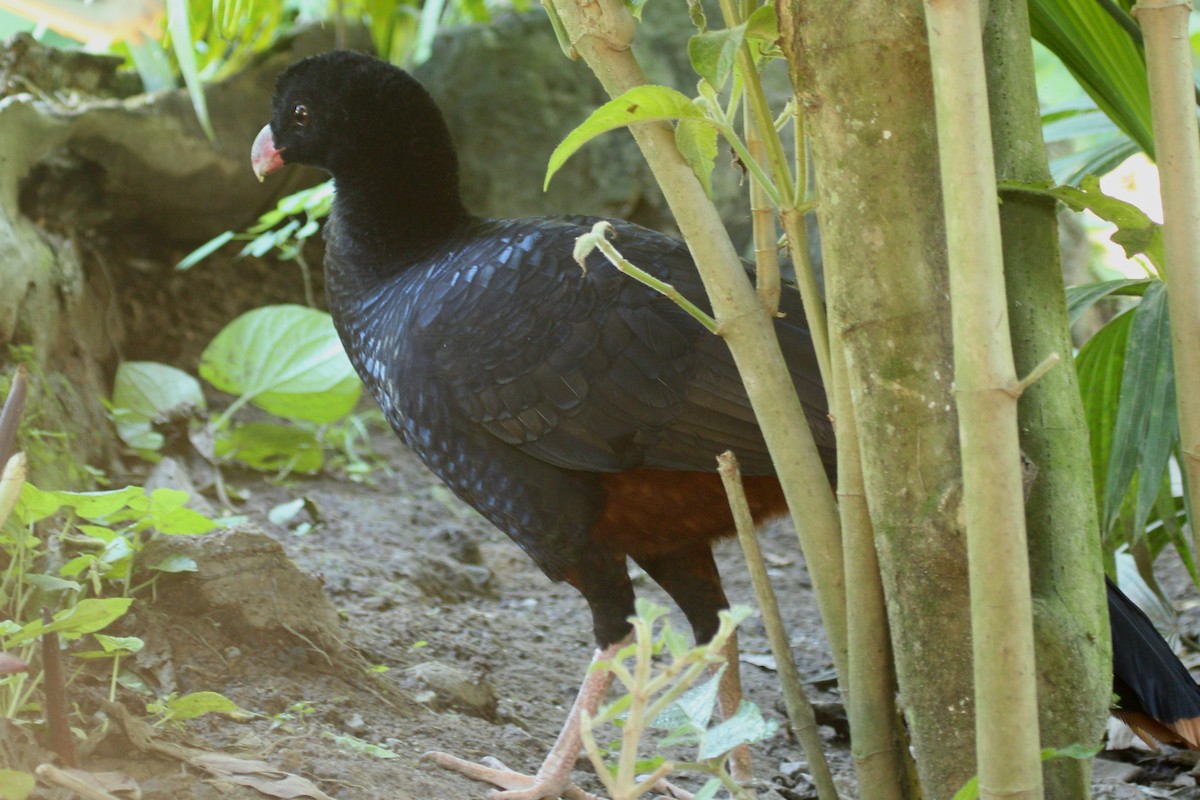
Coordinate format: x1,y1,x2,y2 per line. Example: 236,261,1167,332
717,451,839,800
574,221,718,332
41,608,77,768
34,764,122,800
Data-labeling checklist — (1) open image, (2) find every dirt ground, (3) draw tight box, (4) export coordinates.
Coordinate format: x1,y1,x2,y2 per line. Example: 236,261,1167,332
13,253,1200,800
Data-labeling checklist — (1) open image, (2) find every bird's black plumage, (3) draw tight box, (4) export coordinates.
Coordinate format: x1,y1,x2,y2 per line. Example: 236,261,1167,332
254,50,1200,767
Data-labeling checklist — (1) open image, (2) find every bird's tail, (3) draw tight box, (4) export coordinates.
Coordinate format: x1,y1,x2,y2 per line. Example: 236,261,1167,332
1108,576,1200,748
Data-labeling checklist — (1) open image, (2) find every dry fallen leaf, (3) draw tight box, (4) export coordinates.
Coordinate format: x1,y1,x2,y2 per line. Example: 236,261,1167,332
189,753,334,800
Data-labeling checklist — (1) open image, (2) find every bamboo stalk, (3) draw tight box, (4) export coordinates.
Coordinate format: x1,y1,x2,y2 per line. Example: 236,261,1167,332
547,0,849,685
718,451,838,800
830,342,909,799
1134,0,1200,563
744,105,782,316
983,0,1110,794
924,1,1043,797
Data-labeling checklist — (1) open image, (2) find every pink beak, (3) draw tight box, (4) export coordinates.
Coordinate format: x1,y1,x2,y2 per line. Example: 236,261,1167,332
251,124,286,182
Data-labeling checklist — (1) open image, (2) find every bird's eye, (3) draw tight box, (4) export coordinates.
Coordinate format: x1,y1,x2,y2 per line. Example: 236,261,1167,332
292,104,310,126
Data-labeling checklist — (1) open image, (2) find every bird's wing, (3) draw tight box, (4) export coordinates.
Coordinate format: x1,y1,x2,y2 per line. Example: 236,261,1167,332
423,217,830,476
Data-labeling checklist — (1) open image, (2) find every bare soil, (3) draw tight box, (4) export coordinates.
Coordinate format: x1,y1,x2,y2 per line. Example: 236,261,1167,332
15,253,1200,800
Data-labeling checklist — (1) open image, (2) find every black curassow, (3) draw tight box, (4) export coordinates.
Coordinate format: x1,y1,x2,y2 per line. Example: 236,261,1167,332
250,49,1200,798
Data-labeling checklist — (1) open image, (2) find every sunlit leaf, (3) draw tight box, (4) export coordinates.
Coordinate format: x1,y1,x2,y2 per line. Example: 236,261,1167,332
111,361,206,453
200,305,361,424
676,117,719,198
216,422,324,474
1028,0,1153,156
3,598,133,647
0,770,36,800
159,690,242,721
999,176,1163,271
546,86,708,189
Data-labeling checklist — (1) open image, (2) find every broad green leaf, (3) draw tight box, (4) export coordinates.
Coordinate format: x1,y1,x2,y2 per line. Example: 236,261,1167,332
95,634,145,654
1076,309,1134,522
23,574,82,593
151,554,199,573
676,118,719,198
0,770,35,800
215,422,324,474
696,700,777,759
15,484,144,524
546,86,708,189
3,597,133,647
688,26,745,88
140,489,219,535
999,176,1163,271
112,361,206,453
1028,0,1153,157
160,690,241,720
200,305,361,424
653,666,724,731
1065,279,1151,327
1104,283,1176,536
744,4,777,42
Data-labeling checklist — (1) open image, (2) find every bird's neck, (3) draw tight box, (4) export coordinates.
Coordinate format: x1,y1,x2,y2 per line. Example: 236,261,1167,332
329,161,470,261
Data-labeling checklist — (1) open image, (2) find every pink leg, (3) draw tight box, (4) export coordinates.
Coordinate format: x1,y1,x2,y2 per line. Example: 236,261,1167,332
425,639,627,800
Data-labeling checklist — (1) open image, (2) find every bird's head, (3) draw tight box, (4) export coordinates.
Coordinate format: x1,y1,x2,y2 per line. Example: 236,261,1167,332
251,51,450,183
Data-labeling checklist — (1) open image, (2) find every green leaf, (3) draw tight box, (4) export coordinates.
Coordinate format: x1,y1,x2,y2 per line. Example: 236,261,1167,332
160,690,241,721
696,700,777,759
141,489,219,535
200,305,361,424
688,25,745,88
1028,0,1153,157
676,117,719,198
693,779,722,800
744,4,778,42
177,230,234,271
15,484,145,524
151,554,199,573
215,423,324,474
111,362,206,453
322,732,400,759
94,634,145,654
23,574,82,593
165,0,215,140
0,770,36,800
546,86,708,190
951,775,980,800
999,176,1163,271
1103,282,1176,536
1065,278,1151,327
1076,309,1134,517
3,597,133,647
653,666,724,731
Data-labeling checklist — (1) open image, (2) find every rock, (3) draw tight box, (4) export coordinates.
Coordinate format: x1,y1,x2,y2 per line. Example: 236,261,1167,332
138,524,342,647
407,554,495,602
407,661,498,720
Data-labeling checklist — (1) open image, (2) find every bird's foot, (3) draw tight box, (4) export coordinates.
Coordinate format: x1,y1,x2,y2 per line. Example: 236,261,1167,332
424,751,601,800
